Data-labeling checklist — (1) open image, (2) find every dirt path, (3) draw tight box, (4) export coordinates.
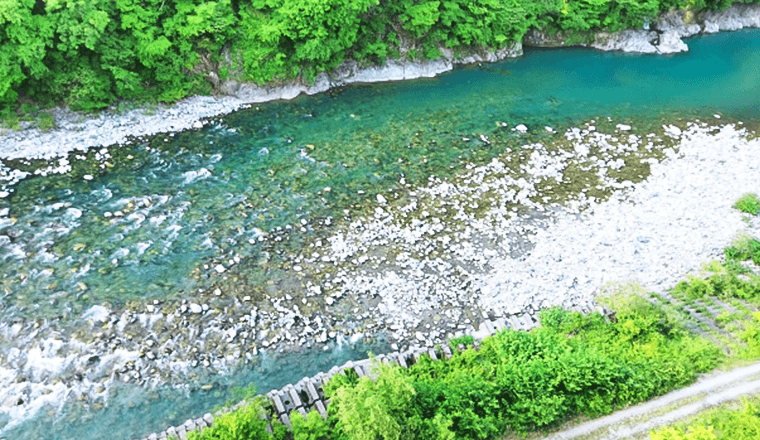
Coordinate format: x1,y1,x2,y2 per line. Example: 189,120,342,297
544,361,760,440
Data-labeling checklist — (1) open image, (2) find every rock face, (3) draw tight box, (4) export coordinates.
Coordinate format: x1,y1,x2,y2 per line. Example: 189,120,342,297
222,42,523,104
702,3,760,31
591,30,660,53
527,3,760,54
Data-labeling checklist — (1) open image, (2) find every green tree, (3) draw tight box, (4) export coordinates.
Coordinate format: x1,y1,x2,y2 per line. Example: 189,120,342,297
326,361,416,440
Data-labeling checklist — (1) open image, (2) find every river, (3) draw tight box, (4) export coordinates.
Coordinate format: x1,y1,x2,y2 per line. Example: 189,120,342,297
0,29,758,440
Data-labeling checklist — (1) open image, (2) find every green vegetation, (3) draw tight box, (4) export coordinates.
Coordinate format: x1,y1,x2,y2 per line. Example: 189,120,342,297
650,398,760,439
668,226,760,357
168,217,760,440
171,289,725,440
674,236,760,303
36,112,54,131
734,193,760,216
187,396,287,440
317,294,721,440
1,0,756,115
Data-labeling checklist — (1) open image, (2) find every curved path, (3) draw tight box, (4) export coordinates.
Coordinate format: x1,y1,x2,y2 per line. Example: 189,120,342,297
545,361,760,440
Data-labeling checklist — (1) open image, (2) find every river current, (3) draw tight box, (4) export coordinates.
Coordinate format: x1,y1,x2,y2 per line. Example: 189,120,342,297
0,29,758,440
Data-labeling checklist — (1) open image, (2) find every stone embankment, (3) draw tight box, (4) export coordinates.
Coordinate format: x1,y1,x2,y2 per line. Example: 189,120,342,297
135,303,607,440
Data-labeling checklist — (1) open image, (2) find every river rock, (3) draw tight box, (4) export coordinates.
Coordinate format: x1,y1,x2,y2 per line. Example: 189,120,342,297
701,3,760,32
454,42,524,64
656,31,689,53
592,30,658,53
703,20,720,33
82,305,110,324
653,10,701,38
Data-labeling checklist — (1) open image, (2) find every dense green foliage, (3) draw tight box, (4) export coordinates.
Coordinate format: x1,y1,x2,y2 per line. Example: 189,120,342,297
187,396,287,440
1,0,757,114
321,294,721,440
176,293,722,440
650,398,760,439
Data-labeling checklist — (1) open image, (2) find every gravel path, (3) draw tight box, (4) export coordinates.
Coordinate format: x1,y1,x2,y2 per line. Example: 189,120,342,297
545,362,760,440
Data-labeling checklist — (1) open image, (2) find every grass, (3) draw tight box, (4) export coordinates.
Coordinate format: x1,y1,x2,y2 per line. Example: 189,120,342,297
734,193,760,216
37,112,54,131
725,233,760,268
649,396,760,439
1,108,21,131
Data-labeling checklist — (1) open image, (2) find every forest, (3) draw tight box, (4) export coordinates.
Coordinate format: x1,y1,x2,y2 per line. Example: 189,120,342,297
1,0,756,114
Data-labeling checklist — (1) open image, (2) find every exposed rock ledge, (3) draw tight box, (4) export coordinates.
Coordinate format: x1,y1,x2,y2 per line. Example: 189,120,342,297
526,3,760,54
0,43,521,162
0,3,758,162
218,43,523,104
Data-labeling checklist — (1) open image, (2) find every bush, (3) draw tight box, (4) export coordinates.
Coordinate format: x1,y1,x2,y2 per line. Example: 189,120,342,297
674,238,760,303
322,294,722,440
734,193,760,215
325,361,416,440
291,410,330,440
187,396,286,440
37,112,54,131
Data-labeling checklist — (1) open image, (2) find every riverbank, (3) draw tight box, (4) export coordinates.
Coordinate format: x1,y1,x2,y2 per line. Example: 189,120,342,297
1,116,758,439
1,4,759,164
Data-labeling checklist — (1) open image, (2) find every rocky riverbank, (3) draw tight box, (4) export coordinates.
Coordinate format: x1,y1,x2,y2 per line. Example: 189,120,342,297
0,117,758,438
526,3,760,53
1,4,759,165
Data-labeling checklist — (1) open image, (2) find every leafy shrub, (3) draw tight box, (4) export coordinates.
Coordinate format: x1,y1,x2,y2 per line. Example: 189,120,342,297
325,361,416,440
37,112,54,131
725,234,760,267
674,240,760,304
734,193,760,215
0,108,20,131
187,396,285,440
291,410,330,440
448,334,474,349
322,294,722,440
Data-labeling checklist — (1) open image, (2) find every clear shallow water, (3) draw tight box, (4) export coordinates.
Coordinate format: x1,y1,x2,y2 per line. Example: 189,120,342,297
0,29,759,440
2,340,386,440
2,30,759,319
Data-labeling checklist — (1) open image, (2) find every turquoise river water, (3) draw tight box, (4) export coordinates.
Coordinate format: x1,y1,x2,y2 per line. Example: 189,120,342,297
0,29,759,440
